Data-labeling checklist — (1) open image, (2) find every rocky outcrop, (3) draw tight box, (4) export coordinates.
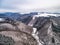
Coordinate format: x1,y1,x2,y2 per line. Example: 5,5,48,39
28,16,60,45
0,20,38,45
0,16,60,45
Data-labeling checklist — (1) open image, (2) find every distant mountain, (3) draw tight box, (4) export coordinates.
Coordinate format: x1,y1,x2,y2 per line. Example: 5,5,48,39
0,12,38,24
0,12,60,45
0,12,60,25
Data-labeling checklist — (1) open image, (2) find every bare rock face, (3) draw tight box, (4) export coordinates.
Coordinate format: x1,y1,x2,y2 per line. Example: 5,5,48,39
0,21,38,45
36,17,60,45
27,16,60,45
1,16,60,45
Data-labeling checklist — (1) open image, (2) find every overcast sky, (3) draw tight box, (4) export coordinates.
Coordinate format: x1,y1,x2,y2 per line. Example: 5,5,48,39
0,0,60,13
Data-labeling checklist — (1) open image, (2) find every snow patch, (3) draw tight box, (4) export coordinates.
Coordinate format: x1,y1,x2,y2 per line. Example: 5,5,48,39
0,18,5,22
32,28,43,45
28,24,33,26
